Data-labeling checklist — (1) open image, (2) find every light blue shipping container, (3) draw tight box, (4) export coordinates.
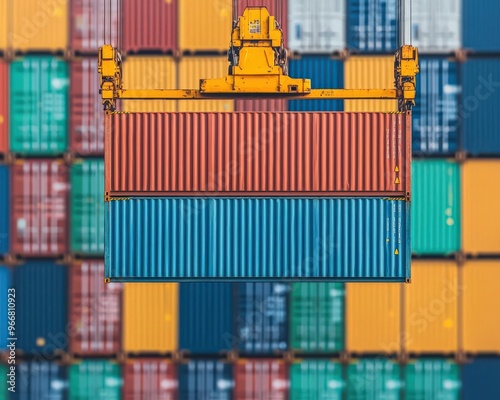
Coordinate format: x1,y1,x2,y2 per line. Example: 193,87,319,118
0,165,9,254
105,197,410,282
463,0,500,52
12,362,68,400
0,266,10,350
178,360,233,400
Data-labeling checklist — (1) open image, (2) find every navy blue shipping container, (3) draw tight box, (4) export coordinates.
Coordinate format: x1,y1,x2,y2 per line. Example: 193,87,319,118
12,362,68,400
463,0,500,52
0,165,9,254
288,56,343,111
413,58,460,155
179,360,233,400
462,358,500,399
347,0,397,53
14,263,68,355
180,283,233,354
234,283,289,354
461,59,500,155
0,266,10,351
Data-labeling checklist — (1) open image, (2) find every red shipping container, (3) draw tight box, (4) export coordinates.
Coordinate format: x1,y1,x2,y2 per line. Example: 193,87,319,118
235,99,287,112
123,0,177,53
11,160,68,256
70,58,104,156
71,0,119,53
234,359,288,400
69,260,122,356
123,359,178,400
105,112,411,197
0,61,7,154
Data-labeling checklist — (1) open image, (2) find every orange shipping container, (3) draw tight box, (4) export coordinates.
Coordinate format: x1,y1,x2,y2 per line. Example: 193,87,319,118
0,0,6,50
462,160,500,254
403,261,458,353
0,60,7,154
462,261,500,353
346,283,402,353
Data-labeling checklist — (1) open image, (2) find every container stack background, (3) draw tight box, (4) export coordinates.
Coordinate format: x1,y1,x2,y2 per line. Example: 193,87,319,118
0,0,499,398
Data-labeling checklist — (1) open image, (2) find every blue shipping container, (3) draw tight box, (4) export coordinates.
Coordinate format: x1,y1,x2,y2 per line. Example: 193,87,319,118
461,59,500,155
347,0,397,53
288,56,343,111
413,58,460,155
0,165,9,254
180,283,233,354
235,283,289,354
0,266,10,351
462,358,500,400
14,263,68,355
12,362,68,400
106,197,410,282
179,360,233,400
463,0,500,52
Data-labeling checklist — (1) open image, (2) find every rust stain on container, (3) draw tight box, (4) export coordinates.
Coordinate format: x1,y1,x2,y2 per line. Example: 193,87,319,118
69,260,122,356
0,60,7,154
105,112,410,197
123,359,177,399
234,359,288,400
11,159,68,256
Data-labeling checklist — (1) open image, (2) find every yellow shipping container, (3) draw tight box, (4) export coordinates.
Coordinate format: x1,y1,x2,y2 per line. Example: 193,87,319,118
344,56,398,112
346,283,402,353
462,261,500,353
0,0,6,50
403,261,458,353
122,56,177,112
178,57,234,112
10,0,68,52
179,0,232,52
123,283,178,353
462,160,500,254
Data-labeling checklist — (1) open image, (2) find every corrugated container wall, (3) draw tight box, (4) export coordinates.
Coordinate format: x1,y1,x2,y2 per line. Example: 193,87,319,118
0,266,9,350
0,0,6,50
0,60,7,154
106,198,410,281
403,261,459,353
122,283,178,353
288,0,345,53
69,260,122,356
462,160,500,254
180,283,233,354
413,58,459,155
344,56,398,112
462,358,500,400
288,57,343,111
13,362,68,400
178,57,234,112
14,262,68,355
346,359,402,400
234,359,288,400
70,58,104,155
462,261,500,353
11,160,68,256
347,0,397,53
290,283,344,353
71,0,118,53
0,365,6,400
122,56,177,112
123,359,177,400
0,166,9,254
405,359,461,399
289,360,344,400
10,0,68,52
235,283,289,354
9,57,69,155
346,283,401,353
461,59,500,155
463,0,500,52
412,160,461,255
70,158,104,255
123,0,177,53
106,112,410,197
235,99,287,112
178,360,233,400
68,360,122,400
179,0,231,52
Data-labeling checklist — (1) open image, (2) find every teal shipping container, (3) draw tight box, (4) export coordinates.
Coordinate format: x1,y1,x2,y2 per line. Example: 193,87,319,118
290,360,344,400
9,56,69,155
0,365,6,400
69,360,122,400
405,359,461,399
70,158,104,255
412,160,460,255
347,359,402,400
290,283,344,353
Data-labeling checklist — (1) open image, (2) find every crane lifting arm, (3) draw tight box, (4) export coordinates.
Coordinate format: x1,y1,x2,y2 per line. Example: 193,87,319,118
98,7,418,111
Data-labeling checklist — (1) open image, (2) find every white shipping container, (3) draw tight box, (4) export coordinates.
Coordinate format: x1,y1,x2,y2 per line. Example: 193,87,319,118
288,0,345,53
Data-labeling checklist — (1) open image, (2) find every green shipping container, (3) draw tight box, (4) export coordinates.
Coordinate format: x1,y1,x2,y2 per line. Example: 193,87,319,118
412,159,461,255
290,283,344,353
347,359,402,400
70,159,105,255
290,360,344,400
10,56,69,155
0,365,7,400
69,360,121,400
405,359,461,400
